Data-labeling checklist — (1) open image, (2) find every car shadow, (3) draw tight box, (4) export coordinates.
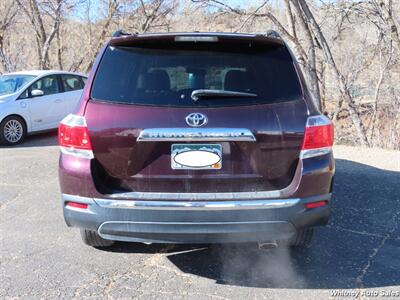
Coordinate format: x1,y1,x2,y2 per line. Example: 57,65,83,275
100,159,400,289
0,131,58,148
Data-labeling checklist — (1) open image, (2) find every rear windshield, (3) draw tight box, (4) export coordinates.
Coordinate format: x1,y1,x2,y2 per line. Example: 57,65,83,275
91,44,302,107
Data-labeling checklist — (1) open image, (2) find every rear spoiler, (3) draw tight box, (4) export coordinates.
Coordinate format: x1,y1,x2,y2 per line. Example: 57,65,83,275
109,31,285,47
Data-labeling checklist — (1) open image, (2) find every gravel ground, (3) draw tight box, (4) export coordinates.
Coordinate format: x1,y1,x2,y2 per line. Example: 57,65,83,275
0,132,399,299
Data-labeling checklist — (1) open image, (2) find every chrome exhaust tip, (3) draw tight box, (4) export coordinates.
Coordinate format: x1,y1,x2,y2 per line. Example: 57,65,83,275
258,241,278,250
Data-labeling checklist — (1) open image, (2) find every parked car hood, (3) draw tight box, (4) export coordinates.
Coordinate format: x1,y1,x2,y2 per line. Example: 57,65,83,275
0,94,14,104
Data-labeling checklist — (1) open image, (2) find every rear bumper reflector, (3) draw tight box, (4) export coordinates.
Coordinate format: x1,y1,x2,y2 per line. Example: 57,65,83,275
305,200,328,209
66,202,88,209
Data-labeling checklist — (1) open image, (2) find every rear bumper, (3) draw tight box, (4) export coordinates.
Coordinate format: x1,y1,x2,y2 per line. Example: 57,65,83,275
62,193,331,244
60,150,334,243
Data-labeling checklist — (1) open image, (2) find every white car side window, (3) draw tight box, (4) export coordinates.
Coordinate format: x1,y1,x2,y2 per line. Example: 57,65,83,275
18,88,29,99
61,75,84,92
30,75,60,96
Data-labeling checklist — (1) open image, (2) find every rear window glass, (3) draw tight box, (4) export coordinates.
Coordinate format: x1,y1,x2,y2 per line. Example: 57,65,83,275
91,44,302,107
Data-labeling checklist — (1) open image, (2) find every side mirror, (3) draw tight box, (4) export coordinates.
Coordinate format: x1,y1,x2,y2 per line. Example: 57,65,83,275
31,89,44,97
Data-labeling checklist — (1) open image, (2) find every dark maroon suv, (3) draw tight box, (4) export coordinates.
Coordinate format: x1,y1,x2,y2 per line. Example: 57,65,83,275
58,32,334,248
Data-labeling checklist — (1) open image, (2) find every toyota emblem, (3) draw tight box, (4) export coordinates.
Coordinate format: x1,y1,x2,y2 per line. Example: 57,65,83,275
185,113,208,127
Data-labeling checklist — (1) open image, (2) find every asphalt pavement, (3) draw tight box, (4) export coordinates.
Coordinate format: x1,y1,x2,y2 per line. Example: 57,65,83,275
0,132,399,299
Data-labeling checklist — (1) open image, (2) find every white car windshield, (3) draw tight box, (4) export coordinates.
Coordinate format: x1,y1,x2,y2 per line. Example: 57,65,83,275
0,75,36,96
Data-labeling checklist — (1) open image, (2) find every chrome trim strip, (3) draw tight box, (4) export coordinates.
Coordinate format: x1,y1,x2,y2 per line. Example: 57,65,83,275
306,115,332,127
99,220,287,226
94,198,300,210
60,146,94,159
106,191,280,201
137,128,256,142
103,159,303,201
62,194,95,204
60,113,87,127
300,147,332,159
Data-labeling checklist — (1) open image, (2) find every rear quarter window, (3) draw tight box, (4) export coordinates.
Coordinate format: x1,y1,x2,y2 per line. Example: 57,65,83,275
61,75,84,92
91,44,302,107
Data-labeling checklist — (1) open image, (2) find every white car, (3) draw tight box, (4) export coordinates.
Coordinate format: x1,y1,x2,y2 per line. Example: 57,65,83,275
0,70,87,144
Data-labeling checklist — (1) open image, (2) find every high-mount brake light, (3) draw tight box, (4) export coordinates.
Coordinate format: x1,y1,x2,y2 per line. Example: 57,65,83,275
58,114,94,159
300,115,334,159
174,36,219,42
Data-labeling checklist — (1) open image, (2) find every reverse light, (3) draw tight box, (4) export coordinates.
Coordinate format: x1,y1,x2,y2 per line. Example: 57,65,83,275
58,114,93,159
305,200,328,209
300,115,334,159
66,201,88,209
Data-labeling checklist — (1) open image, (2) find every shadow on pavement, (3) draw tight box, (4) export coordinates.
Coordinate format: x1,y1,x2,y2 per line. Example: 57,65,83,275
0,131,58,148
99,159,400,289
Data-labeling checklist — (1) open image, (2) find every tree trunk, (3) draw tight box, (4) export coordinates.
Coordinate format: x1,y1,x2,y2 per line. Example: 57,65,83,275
288,0,321,111
0,33,11,72
56,29,63,70
86,0,119,73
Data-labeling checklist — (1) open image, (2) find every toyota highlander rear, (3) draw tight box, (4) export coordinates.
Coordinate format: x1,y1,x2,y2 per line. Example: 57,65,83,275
58,32,335,248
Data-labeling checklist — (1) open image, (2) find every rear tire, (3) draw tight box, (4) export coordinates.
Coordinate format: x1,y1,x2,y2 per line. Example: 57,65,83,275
289,228,314,247
0,116,26,145
80,229,114,248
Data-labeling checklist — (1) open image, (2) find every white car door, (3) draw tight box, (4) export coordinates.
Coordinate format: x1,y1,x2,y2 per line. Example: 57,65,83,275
22,75,63,131
59,74,86,121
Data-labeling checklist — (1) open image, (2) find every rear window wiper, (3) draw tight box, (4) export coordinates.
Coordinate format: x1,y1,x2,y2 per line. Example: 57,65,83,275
191,89,258,101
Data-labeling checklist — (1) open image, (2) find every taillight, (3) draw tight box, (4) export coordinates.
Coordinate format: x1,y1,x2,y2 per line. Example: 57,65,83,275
300,115,334,159
58,114,93,159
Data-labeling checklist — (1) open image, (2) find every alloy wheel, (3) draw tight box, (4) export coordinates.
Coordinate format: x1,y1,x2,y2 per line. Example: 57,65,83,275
3,119,23,143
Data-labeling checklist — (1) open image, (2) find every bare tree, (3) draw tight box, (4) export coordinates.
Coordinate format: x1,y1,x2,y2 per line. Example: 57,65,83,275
82,0,178,72
284,0,321,110
0,1,18,72
296,0,370,146
84,0,121,72
15,0,67,69
368,0,400,50
137,0,178,32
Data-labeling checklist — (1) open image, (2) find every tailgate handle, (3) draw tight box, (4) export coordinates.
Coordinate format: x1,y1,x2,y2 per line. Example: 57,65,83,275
137,128,256,142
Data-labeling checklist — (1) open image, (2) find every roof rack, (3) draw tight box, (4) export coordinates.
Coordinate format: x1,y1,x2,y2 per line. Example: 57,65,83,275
112,30,132,37
265,30,281,39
